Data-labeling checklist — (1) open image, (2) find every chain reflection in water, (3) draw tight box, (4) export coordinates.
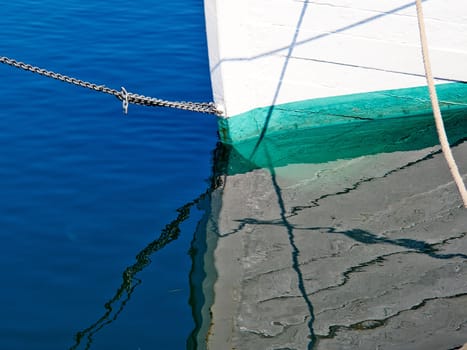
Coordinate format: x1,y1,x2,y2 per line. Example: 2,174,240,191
69,189,214,350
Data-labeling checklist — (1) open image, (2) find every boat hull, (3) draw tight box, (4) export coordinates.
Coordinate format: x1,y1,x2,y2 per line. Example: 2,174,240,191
204,0,467,144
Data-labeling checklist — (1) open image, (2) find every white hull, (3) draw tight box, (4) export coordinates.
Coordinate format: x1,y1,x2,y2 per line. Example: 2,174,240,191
204,0,467,122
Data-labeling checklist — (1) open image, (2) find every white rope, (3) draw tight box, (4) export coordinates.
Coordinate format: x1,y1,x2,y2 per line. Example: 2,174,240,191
415,0,467,208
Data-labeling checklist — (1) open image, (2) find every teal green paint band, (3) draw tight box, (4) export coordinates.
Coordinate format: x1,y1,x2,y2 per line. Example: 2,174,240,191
218,82,467,144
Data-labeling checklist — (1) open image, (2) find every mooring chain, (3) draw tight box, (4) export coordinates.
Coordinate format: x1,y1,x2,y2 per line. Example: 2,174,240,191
0,56,221,115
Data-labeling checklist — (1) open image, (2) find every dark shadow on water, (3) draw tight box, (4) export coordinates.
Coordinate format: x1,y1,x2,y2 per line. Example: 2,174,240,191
326,228,467,260
219,137,466,240
267,152,317,350
68,135,466,349
227,221,467,262
213,138,466,349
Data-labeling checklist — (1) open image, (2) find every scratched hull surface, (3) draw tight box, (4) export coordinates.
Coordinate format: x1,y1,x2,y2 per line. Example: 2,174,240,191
203,140,467,349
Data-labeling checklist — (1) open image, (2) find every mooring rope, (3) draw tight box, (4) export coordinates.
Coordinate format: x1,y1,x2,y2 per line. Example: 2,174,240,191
0,56,221,115
415,0,467,208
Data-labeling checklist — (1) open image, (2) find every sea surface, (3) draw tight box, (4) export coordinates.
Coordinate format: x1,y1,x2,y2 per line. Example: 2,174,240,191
0,1,218,349
2,2,467,350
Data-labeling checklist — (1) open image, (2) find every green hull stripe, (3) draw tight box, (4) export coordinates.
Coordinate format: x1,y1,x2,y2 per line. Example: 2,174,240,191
218,109,467,173
218,82,467,144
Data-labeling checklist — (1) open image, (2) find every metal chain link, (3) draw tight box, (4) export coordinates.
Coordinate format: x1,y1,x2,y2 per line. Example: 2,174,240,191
0,56,222,115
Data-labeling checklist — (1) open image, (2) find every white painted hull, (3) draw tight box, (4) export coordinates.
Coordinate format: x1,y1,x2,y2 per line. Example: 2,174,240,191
204,0,467,123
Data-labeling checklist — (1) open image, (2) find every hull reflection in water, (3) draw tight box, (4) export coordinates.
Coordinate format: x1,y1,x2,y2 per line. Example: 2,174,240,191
197,112,467,349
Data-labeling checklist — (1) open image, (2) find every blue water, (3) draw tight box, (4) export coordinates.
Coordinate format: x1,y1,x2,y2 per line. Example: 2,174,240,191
0,1,218,349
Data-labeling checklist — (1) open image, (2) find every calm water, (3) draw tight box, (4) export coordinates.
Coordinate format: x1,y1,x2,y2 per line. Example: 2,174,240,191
0,1,218,349
2,2,467,350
